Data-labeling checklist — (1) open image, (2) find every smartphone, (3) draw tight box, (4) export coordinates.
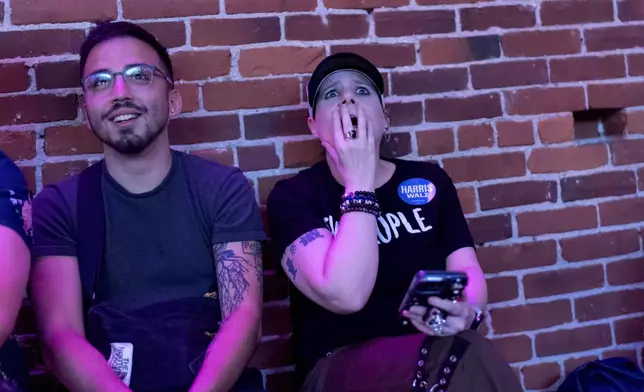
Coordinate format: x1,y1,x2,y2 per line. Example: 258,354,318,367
398,270,468,319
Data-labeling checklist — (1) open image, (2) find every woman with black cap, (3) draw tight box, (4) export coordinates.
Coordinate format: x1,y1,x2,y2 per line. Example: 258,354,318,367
266,53,521,392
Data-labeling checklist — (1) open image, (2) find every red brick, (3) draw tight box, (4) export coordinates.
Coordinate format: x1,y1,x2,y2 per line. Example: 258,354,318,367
561,171,637,202
522,363,562,390
537,115,574,144
528,144,608,174
138,22,186,49
44,125,101,156
238,145,279,172
479,181,557,211
0,131,36,161
416,128,455,156
19,167,36,193
640,168,644,190
192,18,280,46
418,0,492,4
331,44,416,68
12,0,116,24
457,123,493,150
599,197,644,226
265,372,297,392
262,304,292,336
456,186,476,215
380,132,412,158
35,61,80,90
540,0,614,26
619,0,644,21
502,29,581,57
505,86,586,116
123,0,218,19
628,54,644,76
564,356,599,375
611,139,644,166
374,10,455,37
518,205,598,236
249,337,293,368
496,121,534,147
172,50,230,81
203,78,299,111
492,300,572,334
259,174,295,205
0,29,85,59
443,152,525,182
614,316,644,344
625,111,644,134
477,240,557,274
466,214,512,244
391,68,468,96
460,5,535,31
168,115,239,145
263,270,289,302
175,84,199,113
426,93,502,122
42,161,89,186
586,25,644,52
550,55,626,83
285,14,368,41
325,0,408,7
239,47,325,77
386,102,422,127
602,349,638,365
588,82,644,109
607,257,644,286
562,229,640,263
487,277,518,304
0,95,77,126
0,63,30,93
490,335,532,363
576,288,644,322
245,109,309,140
523,264,604,299
226,0,315,13
190,148,234,167
471,60,547,90
283,140,324,169
536,324,612,357
420,35,500,65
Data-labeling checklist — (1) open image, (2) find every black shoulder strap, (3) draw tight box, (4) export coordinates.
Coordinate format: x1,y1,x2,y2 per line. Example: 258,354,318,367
76,161,106,317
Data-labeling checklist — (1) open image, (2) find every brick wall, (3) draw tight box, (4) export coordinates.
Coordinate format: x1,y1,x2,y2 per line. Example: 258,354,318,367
2,0,644,391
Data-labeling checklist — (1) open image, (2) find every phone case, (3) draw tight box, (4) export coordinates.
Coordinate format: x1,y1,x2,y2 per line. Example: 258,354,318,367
398,270,468,323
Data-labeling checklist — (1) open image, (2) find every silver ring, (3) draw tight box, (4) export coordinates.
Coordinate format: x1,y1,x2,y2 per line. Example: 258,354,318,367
344,127,357,140
424,308,446,334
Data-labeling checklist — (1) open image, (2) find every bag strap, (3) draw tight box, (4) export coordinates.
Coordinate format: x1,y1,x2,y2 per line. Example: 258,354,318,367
411,335,470,392
76,161,106,319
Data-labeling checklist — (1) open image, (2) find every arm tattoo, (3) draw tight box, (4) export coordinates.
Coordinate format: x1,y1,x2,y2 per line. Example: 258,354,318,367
299,229,323,246
285,257,297,280
214,241,262,319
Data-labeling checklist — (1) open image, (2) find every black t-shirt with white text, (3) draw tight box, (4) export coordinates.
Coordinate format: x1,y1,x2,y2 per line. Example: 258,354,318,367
267,158,474,383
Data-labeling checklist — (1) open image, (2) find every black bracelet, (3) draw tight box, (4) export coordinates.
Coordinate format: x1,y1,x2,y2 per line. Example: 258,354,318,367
340,191,381,217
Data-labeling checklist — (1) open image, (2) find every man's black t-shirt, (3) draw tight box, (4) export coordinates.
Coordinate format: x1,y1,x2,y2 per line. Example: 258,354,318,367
267,157,474,382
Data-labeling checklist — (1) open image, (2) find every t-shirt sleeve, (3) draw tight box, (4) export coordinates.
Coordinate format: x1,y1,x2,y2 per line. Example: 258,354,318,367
210,170,267,244
0,159,33,249
436,168,475,257
266,178,327,262
32,185,77,259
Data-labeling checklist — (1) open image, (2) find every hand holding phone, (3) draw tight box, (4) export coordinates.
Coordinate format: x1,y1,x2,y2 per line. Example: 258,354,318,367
398,270,468,323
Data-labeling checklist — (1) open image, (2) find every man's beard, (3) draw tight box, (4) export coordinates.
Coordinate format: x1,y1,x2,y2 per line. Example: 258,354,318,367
89,100,167,155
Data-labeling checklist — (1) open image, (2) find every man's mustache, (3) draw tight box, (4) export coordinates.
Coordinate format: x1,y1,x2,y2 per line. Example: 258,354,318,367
102,100,148,120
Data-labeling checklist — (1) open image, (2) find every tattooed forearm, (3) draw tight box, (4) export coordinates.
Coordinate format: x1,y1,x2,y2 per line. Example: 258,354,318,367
285,257,297,280
214,241,262,319
299,229,324,246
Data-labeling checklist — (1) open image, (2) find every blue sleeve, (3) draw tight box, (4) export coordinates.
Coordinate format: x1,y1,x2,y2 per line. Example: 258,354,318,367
0,153,33,249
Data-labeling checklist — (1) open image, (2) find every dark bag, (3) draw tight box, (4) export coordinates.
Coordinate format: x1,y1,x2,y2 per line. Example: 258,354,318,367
76,162,224,391
557,357,644,392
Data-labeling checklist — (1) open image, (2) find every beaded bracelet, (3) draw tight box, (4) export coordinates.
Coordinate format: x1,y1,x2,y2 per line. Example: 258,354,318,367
340,191,381,217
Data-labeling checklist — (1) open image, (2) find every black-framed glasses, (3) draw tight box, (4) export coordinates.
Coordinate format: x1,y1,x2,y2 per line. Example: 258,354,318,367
81,64,173,93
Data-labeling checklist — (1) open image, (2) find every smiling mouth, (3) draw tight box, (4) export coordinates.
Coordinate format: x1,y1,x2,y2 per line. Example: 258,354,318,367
112,113,141,124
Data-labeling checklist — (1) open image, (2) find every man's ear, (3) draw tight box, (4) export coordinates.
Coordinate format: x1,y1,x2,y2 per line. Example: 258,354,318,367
79,95,94,131
168,87,182,117
307,116,318,137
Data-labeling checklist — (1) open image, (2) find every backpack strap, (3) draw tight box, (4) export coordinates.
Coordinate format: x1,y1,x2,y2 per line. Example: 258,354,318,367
76,161,106,319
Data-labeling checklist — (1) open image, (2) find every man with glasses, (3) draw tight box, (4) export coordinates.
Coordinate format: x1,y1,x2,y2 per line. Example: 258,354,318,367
30,21,266,392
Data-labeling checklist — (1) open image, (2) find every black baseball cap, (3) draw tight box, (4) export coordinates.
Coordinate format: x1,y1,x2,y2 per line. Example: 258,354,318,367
306,52,385,117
